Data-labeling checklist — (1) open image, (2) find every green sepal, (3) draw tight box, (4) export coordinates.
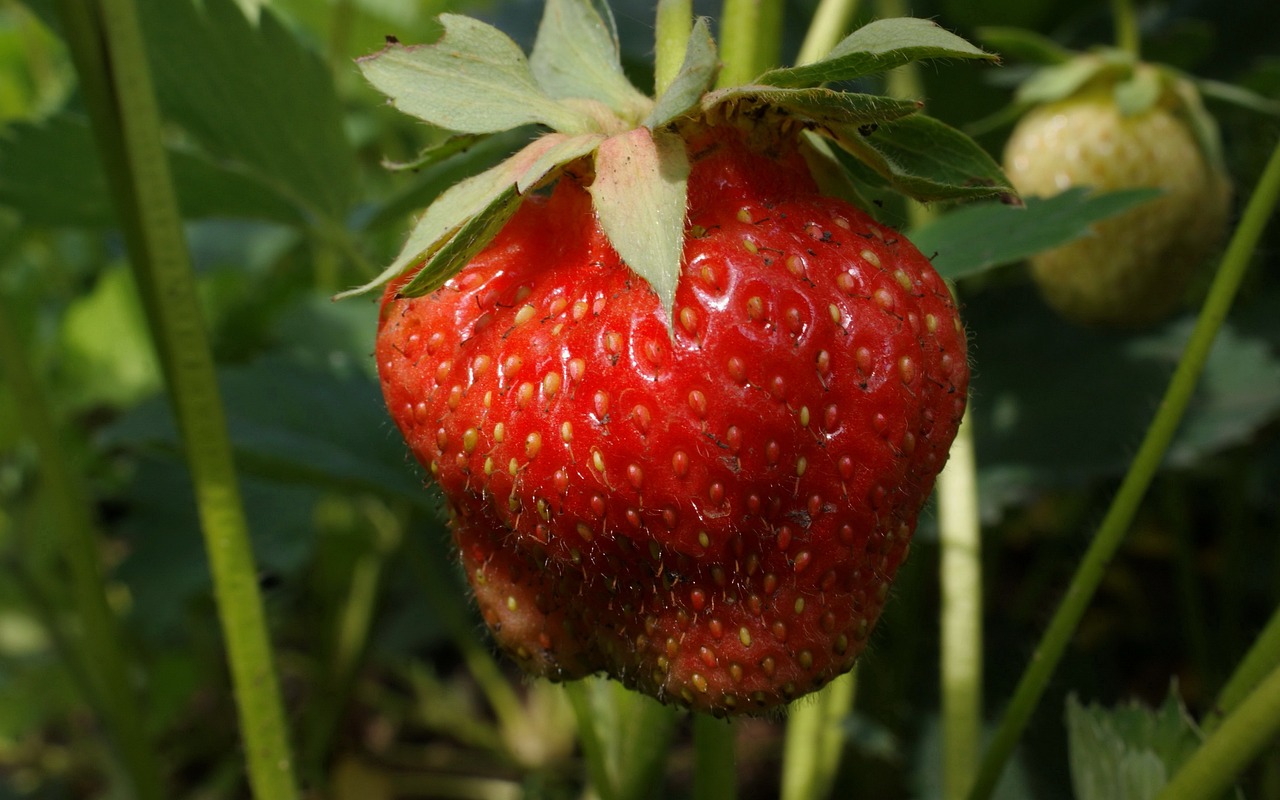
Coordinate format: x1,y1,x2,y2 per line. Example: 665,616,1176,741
1113,63,1163,117
530,0,652,122
702,86,922,129
1194,77,1280,116
975,26,1075,65
1167,75,1227,174
357,15,593,135
589,127,690,331
756,17,995,89
646,18,719,129
1014,53,1126,106
395,185,523,298
380,134,487,172
827,113,1015,202
334,133,604,300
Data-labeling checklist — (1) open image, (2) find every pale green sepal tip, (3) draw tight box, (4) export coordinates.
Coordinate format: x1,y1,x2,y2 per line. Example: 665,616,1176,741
589,128,691,334
333,134,595,301
645,18,719,129
531,0,652,122
356,14,591,135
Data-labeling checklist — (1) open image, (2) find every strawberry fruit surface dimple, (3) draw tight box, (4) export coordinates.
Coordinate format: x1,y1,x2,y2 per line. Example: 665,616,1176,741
377,128,969,714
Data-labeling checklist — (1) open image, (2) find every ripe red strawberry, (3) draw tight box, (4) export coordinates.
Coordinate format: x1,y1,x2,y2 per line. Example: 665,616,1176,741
377,125,969,713
350,3,1009,714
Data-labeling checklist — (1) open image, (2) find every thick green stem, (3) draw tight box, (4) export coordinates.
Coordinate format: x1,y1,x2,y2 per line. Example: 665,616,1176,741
0,301,166,800
654,0,693,96
1204,602,1280,734
693,714,736,800
968,136,1280,800
937,411,983,800
65,1,301,796
1155,663,1280,800
1110,0,1141,58
781,668,857,800
566,678,678,800
716,0,782,87
796,0,860,66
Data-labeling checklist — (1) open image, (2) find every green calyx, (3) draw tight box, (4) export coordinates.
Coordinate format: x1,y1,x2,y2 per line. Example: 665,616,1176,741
337,0,1015,328
978,28,1280,176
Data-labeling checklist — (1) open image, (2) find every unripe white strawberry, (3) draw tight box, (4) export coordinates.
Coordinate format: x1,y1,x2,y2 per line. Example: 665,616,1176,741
1004,90,1230,327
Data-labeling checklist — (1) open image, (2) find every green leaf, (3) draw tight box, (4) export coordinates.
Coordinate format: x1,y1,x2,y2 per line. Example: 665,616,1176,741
589,127,690,328
967,288,1280,520
1066,690,1203,800
105,353,429,507
646,18,719,128
702,86,922,128
139,0,357,221
0,114,305,226
828,113,1014,202
908,187,1163,281
975,26,1075,65
358,14,591,135
530,0,651,120
57,265,162,410
756,17,996,89
337,133,604,299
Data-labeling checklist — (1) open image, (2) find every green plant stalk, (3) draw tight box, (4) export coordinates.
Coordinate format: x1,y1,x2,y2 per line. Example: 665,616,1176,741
654,0,693,96
1155,662,1280,800
1204,601,1280,734
967,135,1280,800
1110,0,1141,59
0,305,165,800
716,0,782,87
566,680,619,800
884,40,985,796
937,410,984,800
301,500,398,779
796,0,860,66
402,534,528,735
78,1,301,796
780,668,857,800
693,714,736,800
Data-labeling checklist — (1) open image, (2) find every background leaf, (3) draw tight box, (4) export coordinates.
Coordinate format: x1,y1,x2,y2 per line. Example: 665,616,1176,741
908,187,1163,281
1065,690,1203,800
139,0,358,221
0,114,306,226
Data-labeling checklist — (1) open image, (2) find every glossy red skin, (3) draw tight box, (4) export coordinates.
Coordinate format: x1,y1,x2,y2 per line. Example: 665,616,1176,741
377,127,969,714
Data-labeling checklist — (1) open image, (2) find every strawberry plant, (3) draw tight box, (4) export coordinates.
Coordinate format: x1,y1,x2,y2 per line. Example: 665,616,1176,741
0,0,1279,798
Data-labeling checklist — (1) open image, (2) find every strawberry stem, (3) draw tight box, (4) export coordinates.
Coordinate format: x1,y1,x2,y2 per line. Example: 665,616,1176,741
0,295,167,800
780,669,858,800
1203,602,1280,735
654,0,693,96
1110,0,1141,58
796,0,861,66
936,411,984,800
716,0,783,87
1154,662,1280,800
56,1,301,797
968,134,1280,800
693,714,737,800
